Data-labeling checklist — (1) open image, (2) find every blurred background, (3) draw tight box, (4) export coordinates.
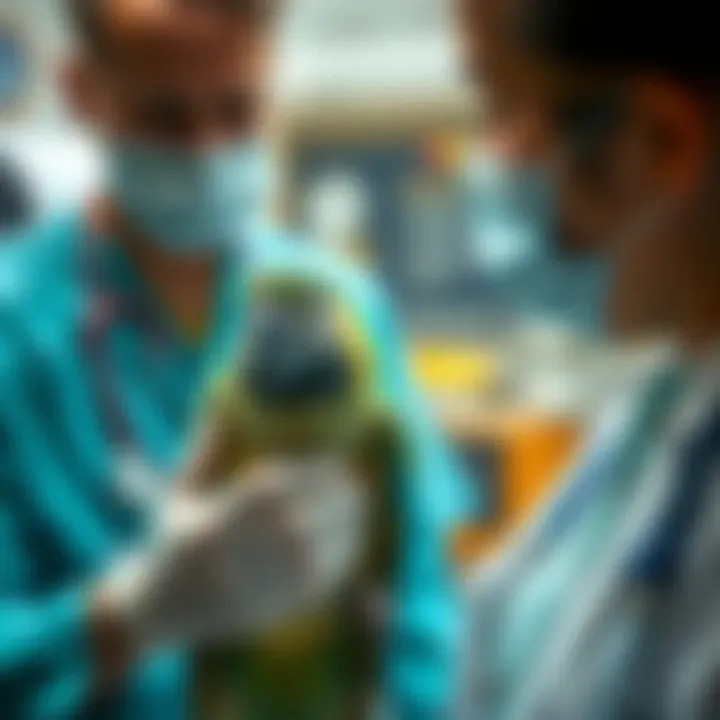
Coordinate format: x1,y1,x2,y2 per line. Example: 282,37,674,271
0,0,665,564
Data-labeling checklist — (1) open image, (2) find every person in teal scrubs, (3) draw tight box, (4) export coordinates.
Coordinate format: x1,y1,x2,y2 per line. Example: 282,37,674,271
0,1,467,718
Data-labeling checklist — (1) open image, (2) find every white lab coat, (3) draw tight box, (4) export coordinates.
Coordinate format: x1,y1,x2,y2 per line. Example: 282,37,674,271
515,349,720,720
458,348,688,720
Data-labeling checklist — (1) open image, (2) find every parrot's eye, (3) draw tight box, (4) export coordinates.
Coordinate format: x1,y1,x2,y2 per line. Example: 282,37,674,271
243,297,353,408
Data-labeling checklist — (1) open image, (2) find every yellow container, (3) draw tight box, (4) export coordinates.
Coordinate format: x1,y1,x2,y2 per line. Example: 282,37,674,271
412,344,498,396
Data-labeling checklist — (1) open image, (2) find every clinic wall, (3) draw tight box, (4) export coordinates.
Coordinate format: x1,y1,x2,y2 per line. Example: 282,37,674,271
1,0,69,127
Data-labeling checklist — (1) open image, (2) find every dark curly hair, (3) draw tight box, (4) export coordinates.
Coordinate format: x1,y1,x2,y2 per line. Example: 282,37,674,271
523,0,719,83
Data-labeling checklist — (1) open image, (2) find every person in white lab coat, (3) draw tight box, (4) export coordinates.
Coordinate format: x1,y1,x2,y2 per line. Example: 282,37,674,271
456,0,720,717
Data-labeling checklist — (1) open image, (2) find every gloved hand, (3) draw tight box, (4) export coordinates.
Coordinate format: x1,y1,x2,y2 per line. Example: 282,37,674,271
98,456,369,651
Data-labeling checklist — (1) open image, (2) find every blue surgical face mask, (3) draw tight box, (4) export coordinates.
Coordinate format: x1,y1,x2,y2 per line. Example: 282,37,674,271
467,154,555,274
109,140,270,254
466,152,612,337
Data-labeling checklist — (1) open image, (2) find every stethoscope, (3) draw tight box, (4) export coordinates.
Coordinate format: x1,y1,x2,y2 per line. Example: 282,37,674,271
79,230,250,513
80,238,182,512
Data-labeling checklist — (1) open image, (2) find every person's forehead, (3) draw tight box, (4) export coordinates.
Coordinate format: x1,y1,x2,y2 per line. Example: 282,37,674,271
100,0,268,77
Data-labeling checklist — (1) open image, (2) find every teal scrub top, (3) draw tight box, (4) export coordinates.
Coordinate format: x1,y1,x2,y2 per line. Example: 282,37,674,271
0,213,468,719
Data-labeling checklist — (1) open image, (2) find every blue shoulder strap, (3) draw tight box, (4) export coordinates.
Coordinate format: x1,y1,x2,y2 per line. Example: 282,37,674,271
628,396,720,587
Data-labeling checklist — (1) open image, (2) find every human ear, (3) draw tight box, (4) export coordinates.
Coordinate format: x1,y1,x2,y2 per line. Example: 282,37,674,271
634,78,709,204
59,55,106,127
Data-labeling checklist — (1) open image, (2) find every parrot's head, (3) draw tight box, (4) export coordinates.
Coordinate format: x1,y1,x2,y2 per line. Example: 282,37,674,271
237,273,375,449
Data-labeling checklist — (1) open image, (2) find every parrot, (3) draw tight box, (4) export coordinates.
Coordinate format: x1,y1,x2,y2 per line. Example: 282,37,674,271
180,271,402,720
